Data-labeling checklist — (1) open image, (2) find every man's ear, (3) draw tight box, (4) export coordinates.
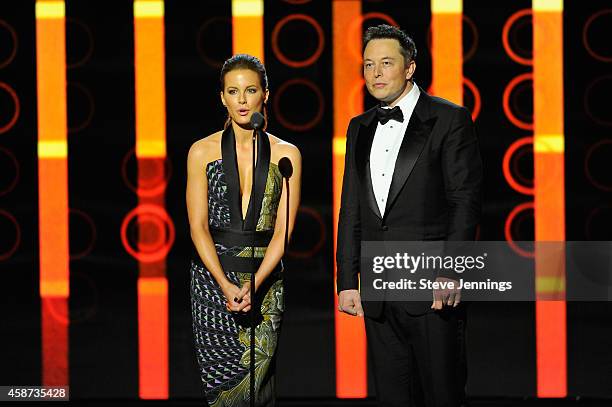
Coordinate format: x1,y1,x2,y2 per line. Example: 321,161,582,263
406,60,416,80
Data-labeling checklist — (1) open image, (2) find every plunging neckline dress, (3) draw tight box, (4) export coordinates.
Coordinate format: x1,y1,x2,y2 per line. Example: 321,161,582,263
190,126,284,407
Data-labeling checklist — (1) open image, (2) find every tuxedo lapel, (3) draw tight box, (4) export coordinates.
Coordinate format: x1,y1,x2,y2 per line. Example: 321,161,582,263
354,109,382,220
383,91,437,218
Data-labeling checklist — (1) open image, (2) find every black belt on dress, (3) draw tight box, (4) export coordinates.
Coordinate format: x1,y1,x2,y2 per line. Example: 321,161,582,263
209,227,274,247
191,227,281,274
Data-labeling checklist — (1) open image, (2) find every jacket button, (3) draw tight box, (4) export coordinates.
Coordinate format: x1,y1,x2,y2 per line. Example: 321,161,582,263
382,226,389,231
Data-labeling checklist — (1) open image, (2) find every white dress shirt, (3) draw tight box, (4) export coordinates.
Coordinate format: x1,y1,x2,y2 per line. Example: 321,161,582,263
369,84,421,216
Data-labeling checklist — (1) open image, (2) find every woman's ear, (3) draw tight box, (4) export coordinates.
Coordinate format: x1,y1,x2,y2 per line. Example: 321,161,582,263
220,91,227,107
264,89,270,104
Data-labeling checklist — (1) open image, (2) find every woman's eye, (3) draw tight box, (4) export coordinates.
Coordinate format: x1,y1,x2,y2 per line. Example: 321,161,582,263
228,89,237,95
248,88,257,93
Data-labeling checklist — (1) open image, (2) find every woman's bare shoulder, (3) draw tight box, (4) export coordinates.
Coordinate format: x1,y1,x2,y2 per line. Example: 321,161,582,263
268,133,301,167
189,131,223,164
196,130,223,146
268,133,300,154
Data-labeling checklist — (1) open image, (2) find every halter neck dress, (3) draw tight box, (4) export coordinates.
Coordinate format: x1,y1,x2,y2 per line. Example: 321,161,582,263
190,126,284,407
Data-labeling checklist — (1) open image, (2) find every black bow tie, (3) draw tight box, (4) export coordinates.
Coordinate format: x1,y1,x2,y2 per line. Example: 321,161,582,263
375,105,404,125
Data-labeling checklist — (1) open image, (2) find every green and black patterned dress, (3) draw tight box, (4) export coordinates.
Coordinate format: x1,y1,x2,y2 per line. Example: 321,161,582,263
190,126,284,407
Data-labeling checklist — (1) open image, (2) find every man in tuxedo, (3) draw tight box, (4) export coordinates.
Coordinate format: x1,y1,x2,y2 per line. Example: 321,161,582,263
336,25,482,407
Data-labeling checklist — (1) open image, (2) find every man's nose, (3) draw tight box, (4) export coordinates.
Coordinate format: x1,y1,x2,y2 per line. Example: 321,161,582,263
373,65,382,77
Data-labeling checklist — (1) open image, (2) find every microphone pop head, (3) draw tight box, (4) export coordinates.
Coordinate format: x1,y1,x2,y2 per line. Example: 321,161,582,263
278,157,293,179
250,111,265,130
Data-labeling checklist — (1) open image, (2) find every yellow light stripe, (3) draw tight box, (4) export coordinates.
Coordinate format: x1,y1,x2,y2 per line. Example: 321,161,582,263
533,0,563,12
139,277,168,295
431,0,462,14
534,135,564,153
38,140,68,158
333,137,347,156
232,0,264,17
136,140,167,158
536,276,566,293
134,0,164,18
35,1,65,19
40,280,69,298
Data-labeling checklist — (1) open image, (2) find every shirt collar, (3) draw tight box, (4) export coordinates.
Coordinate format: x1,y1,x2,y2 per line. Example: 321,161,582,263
389,82,420,119
383,82,421,118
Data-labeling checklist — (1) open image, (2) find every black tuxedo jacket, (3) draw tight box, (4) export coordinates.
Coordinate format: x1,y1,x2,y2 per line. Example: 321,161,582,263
336,88,483,317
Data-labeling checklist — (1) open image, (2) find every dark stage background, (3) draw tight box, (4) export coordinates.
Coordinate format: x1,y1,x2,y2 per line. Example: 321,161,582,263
1,0,612,403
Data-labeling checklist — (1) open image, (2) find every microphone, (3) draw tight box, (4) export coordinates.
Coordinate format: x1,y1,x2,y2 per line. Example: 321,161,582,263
250,111,265,130
278,157,293,179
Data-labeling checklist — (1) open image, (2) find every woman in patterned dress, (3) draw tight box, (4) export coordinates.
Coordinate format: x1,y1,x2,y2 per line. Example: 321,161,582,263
186,54,301,406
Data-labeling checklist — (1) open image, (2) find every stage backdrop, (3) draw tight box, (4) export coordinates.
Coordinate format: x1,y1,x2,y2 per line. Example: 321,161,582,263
1,0,611,401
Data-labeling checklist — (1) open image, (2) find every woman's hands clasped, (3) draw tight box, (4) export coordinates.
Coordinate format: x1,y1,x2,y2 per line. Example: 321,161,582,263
221,280,253,313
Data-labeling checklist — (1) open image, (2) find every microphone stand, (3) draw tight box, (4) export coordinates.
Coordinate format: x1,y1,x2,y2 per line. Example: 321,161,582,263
278,157,293,259
283,172,290,257
250,127,257,407
247,111,264,407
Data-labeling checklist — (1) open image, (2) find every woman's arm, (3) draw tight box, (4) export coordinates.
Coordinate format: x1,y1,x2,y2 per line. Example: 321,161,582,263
239,143,301,300
186,140,243,310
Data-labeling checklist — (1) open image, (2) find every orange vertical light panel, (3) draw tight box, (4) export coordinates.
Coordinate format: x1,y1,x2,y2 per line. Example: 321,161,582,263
533,0,566,397
232,0,264,61
134,0,169,399
333,0,367,399
431,0,463,104
36,0,69,386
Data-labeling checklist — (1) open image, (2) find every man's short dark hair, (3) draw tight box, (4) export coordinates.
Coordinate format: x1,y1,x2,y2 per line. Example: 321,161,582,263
363,24,417,66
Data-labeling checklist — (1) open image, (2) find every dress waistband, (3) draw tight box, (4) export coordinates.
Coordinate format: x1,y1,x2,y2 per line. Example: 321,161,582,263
209,227,274,247
191,227,281,274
